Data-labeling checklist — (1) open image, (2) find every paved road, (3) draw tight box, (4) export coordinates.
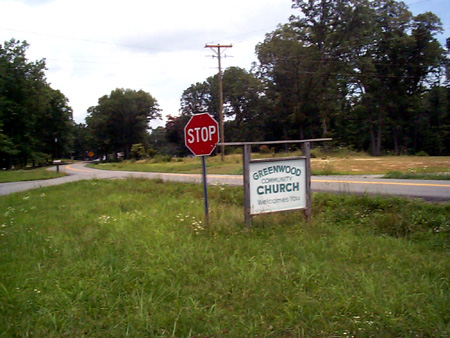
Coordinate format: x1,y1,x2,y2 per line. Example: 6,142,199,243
1,162,449,201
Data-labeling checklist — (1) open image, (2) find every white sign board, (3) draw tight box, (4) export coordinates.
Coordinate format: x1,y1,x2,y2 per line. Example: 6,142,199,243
249,158,306,215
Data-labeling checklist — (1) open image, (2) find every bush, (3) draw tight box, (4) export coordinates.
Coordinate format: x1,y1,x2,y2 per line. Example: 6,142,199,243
225,147,242,155
153,154,172,163
147,148,157,158
259,145,274,154
130,143,147,160
415,150,429,157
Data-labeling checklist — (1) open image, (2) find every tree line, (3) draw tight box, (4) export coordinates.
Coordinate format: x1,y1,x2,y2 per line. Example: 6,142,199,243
167,0,449,156
2,0,450,168
0,39,162,168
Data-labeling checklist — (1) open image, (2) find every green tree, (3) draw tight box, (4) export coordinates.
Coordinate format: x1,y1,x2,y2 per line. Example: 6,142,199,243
222,67,263,126
417,86,450,155
34,87,74,160
72,123,90,160
178,68,264,144
130,143,147,160
86,88,161,159
0,39,74,168
222,67,265,141
165,114,191,156
290,0,363,138
180,81,217,118
256,24,322,141
354,1,443,154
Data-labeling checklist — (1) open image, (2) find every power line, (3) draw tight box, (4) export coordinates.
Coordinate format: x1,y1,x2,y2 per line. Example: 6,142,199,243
0,27,169,52
407,0,433,6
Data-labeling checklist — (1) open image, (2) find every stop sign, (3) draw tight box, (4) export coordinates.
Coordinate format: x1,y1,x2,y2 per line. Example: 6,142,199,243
184,113,219,156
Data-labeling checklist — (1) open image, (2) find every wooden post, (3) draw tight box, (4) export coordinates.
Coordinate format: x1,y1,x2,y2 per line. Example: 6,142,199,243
302,142,312,221
242,144,252,227
205,44,232,161
53,160,61,173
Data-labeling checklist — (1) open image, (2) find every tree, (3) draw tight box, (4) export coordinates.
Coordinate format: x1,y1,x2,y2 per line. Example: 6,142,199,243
130,143,146,160
164,114,191,156
34,87,74,160
256,24,323,141
255,0,446,155
178,68,264,144
72,123,90,160
290,0,364,137
173,1,448,155
222,67,263,126
180,81,216,118
353,1,443,155
417,86,450,155
0,39,74,168
86,88,161,159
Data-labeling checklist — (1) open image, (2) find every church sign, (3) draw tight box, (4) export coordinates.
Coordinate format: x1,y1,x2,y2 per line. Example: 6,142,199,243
249,157,306,215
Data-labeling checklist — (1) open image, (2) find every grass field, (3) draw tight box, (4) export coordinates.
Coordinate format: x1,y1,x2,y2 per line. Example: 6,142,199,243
0,167,66,183
88,152,450,178
1,179,449,337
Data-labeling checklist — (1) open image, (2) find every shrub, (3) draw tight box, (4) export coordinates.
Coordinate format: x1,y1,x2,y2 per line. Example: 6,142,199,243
415,150,429,157
154,154,172,163
259,145,273,154
147,148,157,158
130,143,147,160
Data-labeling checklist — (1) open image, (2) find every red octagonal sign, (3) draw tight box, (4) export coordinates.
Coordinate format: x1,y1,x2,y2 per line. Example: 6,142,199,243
184,113,219,156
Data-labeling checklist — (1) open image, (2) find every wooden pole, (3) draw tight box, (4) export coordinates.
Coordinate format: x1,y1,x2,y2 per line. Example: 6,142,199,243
205,44,232,161
302,142,312,221
243,144,252,227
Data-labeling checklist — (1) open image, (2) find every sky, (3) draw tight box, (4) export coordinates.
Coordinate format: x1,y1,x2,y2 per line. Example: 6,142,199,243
1,0,449,127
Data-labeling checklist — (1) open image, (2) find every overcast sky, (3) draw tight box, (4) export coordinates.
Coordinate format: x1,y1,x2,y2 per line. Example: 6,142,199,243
1,0,449,127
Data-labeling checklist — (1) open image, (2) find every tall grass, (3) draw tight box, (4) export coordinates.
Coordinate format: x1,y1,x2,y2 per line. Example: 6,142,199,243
0,179,449,337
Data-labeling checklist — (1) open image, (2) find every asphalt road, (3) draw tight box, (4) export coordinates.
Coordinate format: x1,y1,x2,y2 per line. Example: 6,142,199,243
1,162,449,201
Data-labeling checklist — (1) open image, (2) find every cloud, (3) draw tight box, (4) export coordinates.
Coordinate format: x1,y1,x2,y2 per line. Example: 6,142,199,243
12,0,53,6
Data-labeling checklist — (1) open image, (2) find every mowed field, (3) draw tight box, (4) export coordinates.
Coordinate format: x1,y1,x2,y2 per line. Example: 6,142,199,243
0,179,449,337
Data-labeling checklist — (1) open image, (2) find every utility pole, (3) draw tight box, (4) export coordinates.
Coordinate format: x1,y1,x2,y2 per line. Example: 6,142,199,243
205,43,232,161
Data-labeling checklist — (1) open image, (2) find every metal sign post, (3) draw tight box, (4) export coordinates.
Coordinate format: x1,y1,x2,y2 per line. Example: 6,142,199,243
184,113,220,225
201,155,209,224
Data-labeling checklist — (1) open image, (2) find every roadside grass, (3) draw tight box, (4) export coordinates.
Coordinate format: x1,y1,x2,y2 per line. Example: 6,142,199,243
1,179,449,337
0,167,66,183
383,170,450,180
88,154,244,175
87,153,450,178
